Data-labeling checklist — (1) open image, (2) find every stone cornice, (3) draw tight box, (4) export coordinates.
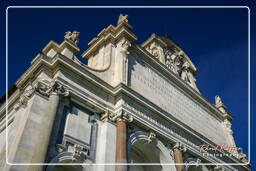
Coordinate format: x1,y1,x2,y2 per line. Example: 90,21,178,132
42,40,80,55
82,25,137,59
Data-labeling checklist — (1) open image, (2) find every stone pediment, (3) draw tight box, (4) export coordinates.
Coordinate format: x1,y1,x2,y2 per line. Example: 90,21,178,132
142,33,199,92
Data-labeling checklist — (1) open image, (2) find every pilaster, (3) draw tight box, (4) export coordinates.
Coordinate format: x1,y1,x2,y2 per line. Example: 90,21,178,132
5,81,69,171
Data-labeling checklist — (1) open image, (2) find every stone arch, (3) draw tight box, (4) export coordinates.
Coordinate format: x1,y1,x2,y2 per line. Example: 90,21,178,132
128,131,176,171
45,152,90,171
184,158,209,171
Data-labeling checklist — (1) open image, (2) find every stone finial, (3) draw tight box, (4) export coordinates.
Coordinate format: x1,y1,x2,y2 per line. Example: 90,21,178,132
64,31,80,45
117,14,128,25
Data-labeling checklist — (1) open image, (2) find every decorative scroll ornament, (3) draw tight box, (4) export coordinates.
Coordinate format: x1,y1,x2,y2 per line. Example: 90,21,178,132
223,119,232,134
120,39,131,56
72,144,84,161
35,81,69,97
146,132,156,143
14,81,69,110
35,80,52,97
172,142,187,152
64,31,80,45
100,110,133,123
52,82,69,96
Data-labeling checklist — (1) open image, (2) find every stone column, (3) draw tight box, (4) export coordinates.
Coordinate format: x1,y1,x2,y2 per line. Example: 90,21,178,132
115,111,133,171
172,142,186,171
5,81,69,171
102,110,133,171
116,119,127,171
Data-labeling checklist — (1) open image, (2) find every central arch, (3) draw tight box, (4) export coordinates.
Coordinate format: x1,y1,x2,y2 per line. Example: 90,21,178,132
128,131,176,171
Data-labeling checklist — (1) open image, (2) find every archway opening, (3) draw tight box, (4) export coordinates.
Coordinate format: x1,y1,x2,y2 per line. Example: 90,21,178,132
50,159,83,171
129,139,162,171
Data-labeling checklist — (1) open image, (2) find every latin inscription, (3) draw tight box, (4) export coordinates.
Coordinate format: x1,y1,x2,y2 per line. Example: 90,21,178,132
128,55,227,145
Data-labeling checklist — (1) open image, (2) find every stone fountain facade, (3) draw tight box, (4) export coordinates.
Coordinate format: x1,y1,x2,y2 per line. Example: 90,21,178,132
0,14,250,171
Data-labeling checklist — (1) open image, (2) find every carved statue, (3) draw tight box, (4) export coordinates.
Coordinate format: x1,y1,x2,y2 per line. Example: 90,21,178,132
238,152,248,163
147,42,165,63
64,31,80,45
117,14,128,25
180,61,199,92
165,50,182,75
215,95,223,106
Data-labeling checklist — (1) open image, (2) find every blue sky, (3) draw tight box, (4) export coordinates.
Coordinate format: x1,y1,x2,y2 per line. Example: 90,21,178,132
0,0,255,169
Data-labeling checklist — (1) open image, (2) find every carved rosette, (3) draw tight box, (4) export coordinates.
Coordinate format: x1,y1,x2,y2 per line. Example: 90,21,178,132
100,110,133,123
120,39,131,56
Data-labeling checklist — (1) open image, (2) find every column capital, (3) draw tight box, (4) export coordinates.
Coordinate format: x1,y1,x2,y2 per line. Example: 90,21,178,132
35,80,69,97
172,142,187,152
100,109,133,123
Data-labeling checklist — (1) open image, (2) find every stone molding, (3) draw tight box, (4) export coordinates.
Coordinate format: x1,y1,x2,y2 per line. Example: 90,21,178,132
13,80,69,111
100,109,133,123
